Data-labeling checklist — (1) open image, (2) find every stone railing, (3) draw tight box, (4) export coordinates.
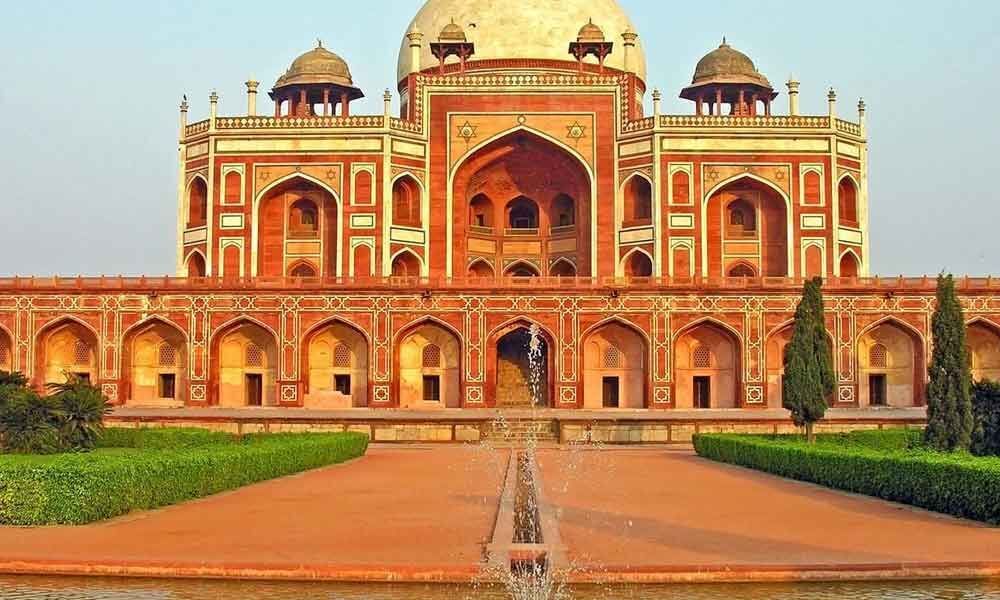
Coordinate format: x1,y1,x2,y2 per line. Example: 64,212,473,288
659,115,834,129
214,115,385,130
835,118,863,137
184,120,210,137
0,275,992,293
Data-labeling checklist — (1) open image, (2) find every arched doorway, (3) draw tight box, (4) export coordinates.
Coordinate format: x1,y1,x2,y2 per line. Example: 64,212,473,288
35,319,99,386
123,319,187,406
968,321,1000,382
674,321,741,408
397,321,461,409
857,320,924,407
214,320,278,407
452,130,592,278
185,251,206,278
493,323,551,407
765,323,835,408
706,177,788,277
303,321,368,408
257,177,338,277
839,251,860,278
582,321,647,408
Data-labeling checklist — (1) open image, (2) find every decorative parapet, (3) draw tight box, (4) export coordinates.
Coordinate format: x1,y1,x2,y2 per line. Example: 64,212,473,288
390,118,422,133
835,118,862,137
214,115,385,130
184,119,210,138
659,115,832,129
622,117,654,133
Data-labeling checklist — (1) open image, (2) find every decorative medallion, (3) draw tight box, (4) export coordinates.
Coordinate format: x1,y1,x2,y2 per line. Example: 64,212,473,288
565,121,586,146
456,120,478,148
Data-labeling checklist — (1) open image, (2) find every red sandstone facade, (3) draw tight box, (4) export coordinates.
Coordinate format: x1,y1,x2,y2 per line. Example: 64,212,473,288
4,1,999,412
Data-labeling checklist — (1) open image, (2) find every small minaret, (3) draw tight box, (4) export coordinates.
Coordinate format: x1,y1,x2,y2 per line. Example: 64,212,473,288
179,96,189,139
407,26,424,75
245,79,259,116
786,77,800,116
858,98,867,135
828,87,837,123
383,89,392,118
652,88,662,117
621,28,638,74
208,90,219,131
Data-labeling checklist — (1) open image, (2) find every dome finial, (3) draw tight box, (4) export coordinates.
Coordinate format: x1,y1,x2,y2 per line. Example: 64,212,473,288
316,38,323,48
722,36,727,46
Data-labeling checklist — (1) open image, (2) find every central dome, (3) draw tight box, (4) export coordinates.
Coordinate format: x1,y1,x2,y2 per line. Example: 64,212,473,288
397,0,646,82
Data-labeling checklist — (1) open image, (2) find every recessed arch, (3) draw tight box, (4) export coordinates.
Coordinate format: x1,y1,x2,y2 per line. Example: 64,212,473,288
703,173,793,278
395,316,463,409
727,261,757,278
448,125,597,277
0,322,13,372
185,174,208,229
122,317,188,406
621,247,654,278
620,172,653,227
251,173,343,278
34,316,101,387
673,318,743,409
390,247,425,277
211,317,279,407
487,317,556,408
581,318,649,409
838,173,860,226
391,173,423,227
302,317,369,408
504,260,541,278
856,316,925,407
467,257,495,278
549,257,577,277
288,260,318,278
966,318,1000,382
838,248,862,278
764,319,836,408
184,249,207,278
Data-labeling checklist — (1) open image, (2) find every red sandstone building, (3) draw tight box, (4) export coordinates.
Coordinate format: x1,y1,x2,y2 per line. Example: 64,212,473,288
3,0,999,414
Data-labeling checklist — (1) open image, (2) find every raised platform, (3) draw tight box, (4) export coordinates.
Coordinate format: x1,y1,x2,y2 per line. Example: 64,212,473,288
108,407,927,444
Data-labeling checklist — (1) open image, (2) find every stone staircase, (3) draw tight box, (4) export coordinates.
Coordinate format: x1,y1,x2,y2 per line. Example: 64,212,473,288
484,418,559,444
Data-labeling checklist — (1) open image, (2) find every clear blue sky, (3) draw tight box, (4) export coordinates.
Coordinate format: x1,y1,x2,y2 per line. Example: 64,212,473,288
1,0,997,276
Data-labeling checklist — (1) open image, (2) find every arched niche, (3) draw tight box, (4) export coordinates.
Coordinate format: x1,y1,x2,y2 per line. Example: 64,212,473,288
303,321,368,408
391,250,422,277
397,321,461,409
452,130,593,277
582,321,647,408
123,319,188,406
549,258,577,277
214,320,278,407
674,321,741,409
468,259,495,279
857,320,924,407
839,250,860,278
257,177,338,277
186,251,206,278
968,321,1000,382
289,261,318,277
187,177,207,228
839,177,859,226
392,175,422,227
504,261,540,278
0,326,11,372
35,319,99,386
622,175,652,227
706,177,789,277
623,249,653,278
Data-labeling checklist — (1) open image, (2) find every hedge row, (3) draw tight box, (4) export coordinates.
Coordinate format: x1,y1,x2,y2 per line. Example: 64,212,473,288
0,429,369,525
693,432,1000,524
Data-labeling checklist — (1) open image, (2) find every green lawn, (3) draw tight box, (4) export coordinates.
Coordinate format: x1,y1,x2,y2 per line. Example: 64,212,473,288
0,428,369,526
693,429,1000,524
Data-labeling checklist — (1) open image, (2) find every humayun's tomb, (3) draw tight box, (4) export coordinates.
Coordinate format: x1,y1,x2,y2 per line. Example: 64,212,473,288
2,0,999,433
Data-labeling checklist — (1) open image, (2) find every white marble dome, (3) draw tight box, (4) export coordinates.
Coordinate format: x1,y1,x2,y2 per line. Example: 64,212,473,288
397,0,646,83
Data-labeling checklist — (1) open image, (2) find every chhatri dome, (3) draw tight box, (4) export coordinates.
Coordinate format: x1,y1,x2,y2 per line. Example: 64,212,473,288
689,39,770,88
276,41,356,88
397,0,646,82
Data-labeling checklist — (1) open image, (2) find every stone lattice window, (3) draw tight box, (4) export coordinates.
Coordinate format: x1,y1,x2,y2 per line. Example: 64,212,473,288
333,343,352,368
0,343,8,367
869,343,888,369
422,344,441,368
245,344,264,368
73,340,91,366
158,343,177,367
692,345,712,369
602,346,622,369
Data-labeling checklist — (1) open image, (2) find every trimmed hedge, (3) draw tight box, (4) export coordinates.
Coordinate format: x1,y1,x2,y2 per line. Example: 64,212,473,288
97,427,236,449
0,429,369,525
693,431,1000,524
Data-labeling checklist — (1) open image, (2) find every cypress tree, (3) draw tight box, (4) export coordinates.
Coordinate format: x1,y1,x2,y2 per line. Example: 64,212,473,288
925,274,973,451
783,277,835,442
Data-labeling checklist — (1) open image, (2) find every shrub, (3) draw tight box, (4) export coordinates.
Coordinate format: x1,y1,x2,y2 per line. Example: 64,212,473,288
693,432,1000,524
46,377,112,451
0,429,369,525
0,388,64,454
98,427,236,449
972,380,1000,457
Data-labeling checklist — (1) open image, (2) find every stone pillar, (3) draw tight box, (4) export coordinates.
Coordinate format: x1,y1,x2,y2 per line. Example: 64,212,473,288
341,92,350,117
322,89,330,116
858,98,867,135
715,88,722,115
383,89,392,118
652,88,662,117
407,27,424,74
786,78,800,116
179,96,189,139
245,80,259,116
828,87,837,124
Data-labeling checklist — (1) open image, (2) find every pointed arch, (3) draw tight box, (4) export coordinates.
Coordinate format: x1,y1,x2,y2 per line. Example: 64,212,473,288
727,260,757,278
302,316,370,408
251,173,343,278
856,316,925,407
184,249,207,278
621,247,654,278
0,322,13,372
185,174,208,228
288,260,318,278
211,316,280,407
467,257,495,278
390,247,425,277
448,125,597,277
122,316,189,406
34,316,101,387
838,248,862,278
621,172,653,227
966,318,1000,382
391,173,424,227
838,173,860,226
581,317,650,409
487,316,556,408
764,319,836,408
504,260,541,278
549,257,577,277
394,316,463,409
703,173,793,278
673,317,743,409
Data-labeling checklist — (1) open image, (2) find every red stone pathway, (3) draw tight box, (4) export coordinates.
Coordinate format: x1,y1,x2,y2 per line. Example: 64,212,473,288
0,445,507,580
537,447,1000,575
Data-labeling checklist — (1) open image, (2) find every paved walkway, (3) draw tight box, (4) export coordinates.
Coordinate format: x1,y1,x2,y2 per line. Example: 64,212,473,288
0,446,506,580
537,447,1000,572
